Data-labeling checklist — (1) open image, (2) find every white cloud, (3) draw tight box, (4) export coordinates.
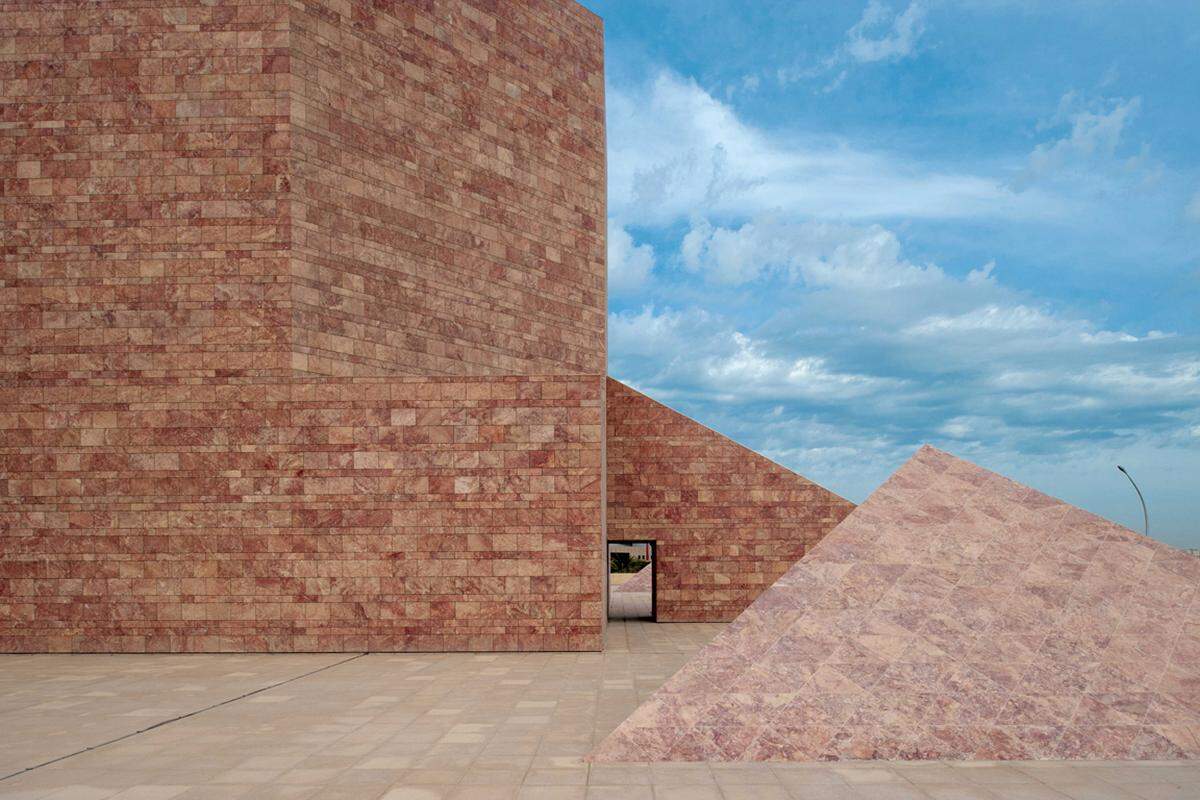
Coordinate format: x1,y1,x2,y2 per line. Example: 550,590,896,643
1078,361,1200,399
1036,95,1138,164
607,71,1047,226
845,1,927,64
607,221,654,295
609,307,898,404
908,304,1064,335
988,361,1200,410
936,415,1026,442
607,306,708,360
681,217,946,289
681,397,1200,550
704,332,896,401
609,222,1199,546
774,1,926,90
939,416,977,439
601,51,1198,545
612,213,1193,440
725,73,762,99
903,303,1151,347
1014,93,1151,190
671,215,1178,383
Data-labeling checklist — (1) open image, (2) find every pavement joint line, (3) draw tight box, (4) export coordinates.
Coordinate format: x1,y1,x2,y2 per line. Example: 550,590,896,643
0,651,368,783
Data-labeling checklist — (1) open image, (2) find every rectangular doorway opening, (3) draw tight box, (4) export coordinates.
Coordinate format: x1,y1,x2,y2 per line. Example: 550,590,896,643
607,540,656,621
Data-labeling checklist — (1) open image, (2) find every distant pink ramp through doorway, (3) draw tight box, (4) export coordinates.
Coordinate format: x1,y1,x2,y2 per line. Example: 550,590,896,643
615,564,652,593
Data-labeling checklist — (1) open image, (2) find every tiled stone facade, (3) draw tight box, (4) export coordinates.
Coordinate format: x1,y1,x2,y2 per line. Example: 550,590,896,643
1,0,606,652
0,375,603,652
287,0,606,377
606,379,855,622
1,0,294,378
0,0,605,380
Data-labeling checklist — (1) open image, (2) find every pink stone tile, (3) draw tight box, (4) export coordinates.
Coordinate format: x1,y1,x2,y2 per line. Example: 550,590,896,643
745,722,839,760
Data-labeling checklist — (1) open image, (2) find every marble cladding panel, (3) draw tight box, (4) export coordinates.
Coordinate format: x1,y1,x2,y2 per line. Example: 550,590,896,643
592,445,1200,761
0,374,604,652
605,379,856,622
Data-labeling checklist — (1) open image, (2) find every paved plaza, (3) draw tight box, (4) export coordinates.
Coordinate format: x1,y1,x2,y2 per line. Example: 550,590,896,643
2,622,1198,800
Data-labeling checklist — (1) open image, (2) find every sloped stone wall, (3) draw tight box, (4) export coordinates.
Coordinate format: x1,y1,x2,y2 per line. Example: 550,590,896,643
606,379,854,622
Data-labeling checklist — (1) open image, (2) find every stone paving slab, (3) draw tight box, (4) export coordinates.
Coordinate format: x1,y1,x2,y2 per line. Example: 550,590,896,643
0,653,352,778
0,623,1197,799
608,590,652,620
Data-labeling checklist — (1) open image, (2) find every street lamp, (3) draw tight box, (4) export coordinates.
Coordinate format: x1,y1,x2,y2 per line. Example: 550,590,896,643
1116,465,1149,537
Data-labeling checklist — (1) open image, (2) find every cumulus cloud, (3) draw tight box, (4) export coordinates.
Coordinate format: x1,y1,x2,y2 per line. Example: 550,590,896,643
671,216,1182,375
902,304,1161,347
607,221,654,295
702,332,898,401
724,73,762,100
604,54,1198,545
609,217,1199,543
938,416,990,439
608,305,709,356
652,387,1200,546
1097,360,1200,398
612,215,1196,455
610,306,899,406
681,217,946,289
607,71,1044,226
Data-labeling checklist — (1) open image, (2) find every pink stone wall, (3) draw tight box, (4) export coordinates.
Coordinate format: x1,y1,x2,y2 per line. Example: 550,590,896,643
0,0,607,381
0,375,603,652
0,0,606,653
286,0,606,377
606,379,855,622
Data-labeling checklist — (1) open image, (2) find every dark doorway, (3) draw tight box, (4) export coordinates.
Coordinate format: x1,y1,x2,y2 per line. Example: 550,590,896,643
607,539,656,621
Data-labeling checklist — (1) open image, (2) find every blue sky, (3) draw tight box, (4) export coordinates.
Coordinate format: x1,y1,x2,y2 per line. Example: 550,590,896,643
580,0,1200,548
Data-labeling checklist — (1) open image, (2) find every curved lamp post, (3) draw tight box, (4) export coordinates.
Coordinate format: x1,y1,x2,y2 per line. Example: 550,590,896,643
1116,465,1149,537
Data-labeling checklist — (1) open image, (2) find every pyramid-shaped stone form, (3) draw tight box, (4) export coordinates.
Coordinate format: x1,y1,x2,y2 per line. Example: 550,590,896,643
592,446,1200,761
615,564,653,594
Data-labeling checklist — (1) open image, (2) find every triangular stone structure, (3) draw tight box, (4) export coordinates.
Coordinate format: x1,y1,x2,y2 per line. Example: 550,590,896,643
591,446,1200,761
615,564,653,594
606,378,855,621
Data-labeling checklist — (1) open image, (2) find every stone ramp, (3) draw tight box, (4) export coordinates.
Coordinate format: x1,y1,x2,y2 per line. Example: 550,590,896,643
615,564,653,593
591,445,1200,762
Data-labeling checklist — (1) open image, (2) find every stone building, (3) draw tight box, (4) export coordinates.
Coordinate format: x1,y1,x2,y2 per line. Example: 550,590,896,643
0,0,849,652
